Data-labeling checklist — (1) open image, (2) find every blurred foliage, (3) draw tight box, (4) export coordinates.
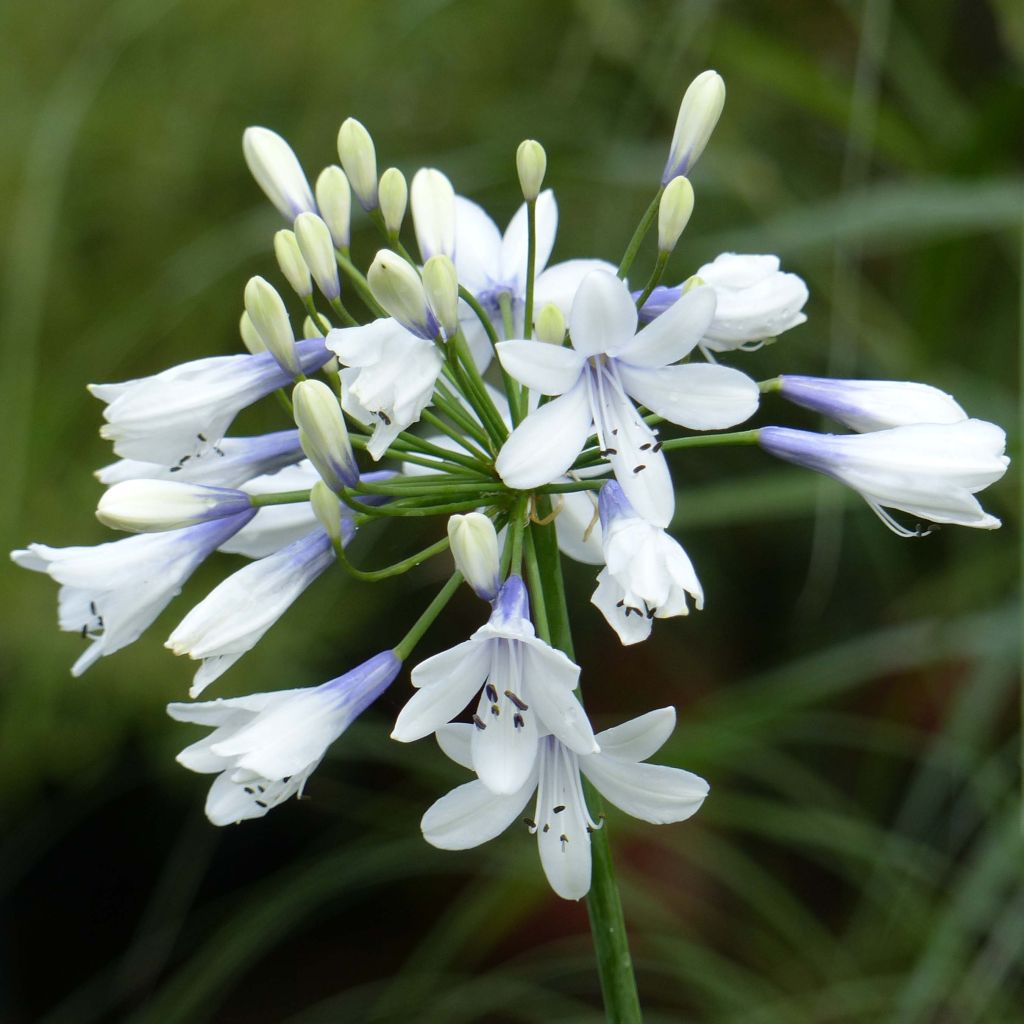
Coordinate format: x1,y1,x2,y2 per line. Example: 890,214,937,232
0,0,1021,1021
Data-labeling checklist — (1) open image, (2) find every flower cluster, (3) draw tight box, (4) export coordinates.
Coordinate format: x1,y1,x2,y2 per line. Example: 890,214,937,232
12,70,1009,901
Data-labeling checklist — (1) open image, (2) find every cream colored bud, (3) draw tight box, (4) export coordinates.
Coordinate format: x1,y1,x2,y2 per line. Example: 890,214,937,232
516,139,547,201
657,176,694,252
662,70,725,183
292,379,358,491
302,314,323,339
534,302,566,345
422,254,459,338
448,513,500,600
367,250,432,337
410,168,455,260
294,212,341,301
274,230,312,299
242,126,316,220
97,480,251,533
310,480,344,543
378,167,408,237
239,311,265,354
337,117,378,210
244,276,298,375
315,165,351,249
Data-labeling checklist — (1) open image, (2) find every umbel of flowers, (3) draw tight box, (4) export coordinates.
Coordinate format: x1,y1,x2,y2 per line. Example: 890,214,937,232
12,67,1009,1011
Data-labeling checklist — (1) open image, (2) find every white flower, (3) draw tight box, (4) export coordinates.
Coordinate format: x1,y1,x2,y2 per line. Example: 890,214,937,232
242,126,316,221
590,481,703,645
662,69,725,182
447,513,501,601
168,651,401,825
392,575,597,794
496,270,759,526
759,420,1009,535
89,339,332,464
422,707,709,900
777,376,968,432
96,480,253,533
327,319,443,459
95,430,304,489
11,511,255,675
167,529,339,696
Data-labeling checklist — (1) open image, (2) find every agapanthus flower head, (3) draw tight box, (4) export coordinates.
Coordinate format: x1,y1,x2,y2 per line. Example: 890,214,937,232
242,126,316,221
169,650,401,824
422,707,709,900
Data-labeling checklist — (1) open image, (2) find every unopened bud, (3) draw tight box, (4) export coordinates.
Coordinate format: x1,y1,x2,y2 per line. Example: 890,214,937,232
379,167,408,237
274,230,312,299
302,314,323,338
337,117,378,210
662,70,725,183
657,176,694,252
242,127,315,220
448,513,500,600
244,276,298,375
422,254,459,338
411,168,455,261
534,302,566,344
516,140,547,201
315,166,351,249
367,250,435,338
239,311,265,354
294,212,341,301
97,480,252,533
310,480,344,543
292,379,358,491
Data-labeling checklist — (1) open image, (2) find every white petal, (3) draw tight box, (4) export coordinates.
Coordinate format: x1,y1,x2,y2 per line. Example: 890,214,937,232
436,723,475,770
591,568,654,645
615,285,716,367
569,271,638,358
533,259,619,320
496,340,585,395
595,707,676,762
617,362,760,430
421,777,535,850
495,381,593,490
582,756,709,824
554,489,604,565
392,639,491,742
453,196,502,293
500,189,557,287
520,640,596,754
471,688,539,794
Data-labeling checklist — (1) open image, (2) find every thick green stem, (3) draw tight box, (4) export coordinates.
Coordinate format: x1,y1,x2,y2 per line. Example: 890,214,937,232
249,489,310,507
524,197,537,339
527,497,643,1023
333,534,451,582
659,428,761,451
617,188,664,280
393,572,463,661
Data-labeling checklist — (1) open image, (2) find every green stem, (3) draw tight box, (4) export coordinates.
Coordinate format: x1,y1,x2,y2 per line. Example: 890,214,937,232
341,493,494,519
249,489,310,507
634,250,670,310
497,292,526,426
333,534,451,582
419,409,493,465
451,332,509,445
758,377,782,393
433,379,494,450
393,572,463,661
303,297,334,335
617,187,664,280
524,197,537,339
335,251,388,317
659,429,761,451
329,295,360,327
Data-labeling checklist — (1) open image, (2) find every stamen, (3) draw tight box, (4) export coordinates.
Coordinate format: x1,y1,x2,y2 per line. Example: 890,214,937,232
485,683,498,703
513,712,525,730
472,714,487,730
504,690,528,711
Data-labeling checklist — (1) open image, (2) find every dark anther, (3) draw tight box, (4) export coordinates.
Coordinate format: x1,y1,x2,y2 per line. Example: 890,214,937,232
639,442,651,451
378,411,391,425
473,714,487,730
504,690,528,711
513,712,525,730
611,428,619,436
90,601,97,615
485,683,498,703
197,433,207,442
553,804,565,814
645,604,656,619
213,446,225,457
169,465,181,472
615,599,625,608
80,625,88,639
599,447,618,457
542,824,550,833
633,464,646,474
244,787,255,795
652,440,664,453
523,817,536,829
255,800,268,808
490,703,500,717
560,834,569,850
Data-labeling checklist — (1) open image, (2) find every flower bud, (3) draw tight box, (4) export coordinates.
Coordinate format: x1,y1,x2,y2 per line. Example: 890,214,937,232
662,70,725,183
422,254,459,338
294,212,341,301
448,512,500,600
242,126,316,220
657,176,694,252
378,167,408,237
534,302,566,344
315,165,352,249
292,379,358,491
310,479,344,543
243,276,298,375
411,168,455,261
273,229,312,299
516,139,547,201
97,480,252,533
302,314,323,338
239,311,265,354
337,117,378,210
367,250,435,338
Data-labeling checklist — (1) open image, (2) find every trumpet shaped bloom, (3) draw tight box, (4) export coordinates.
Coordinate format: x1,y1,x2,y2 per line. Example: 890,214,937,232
169,651,401,825
496,270,759,526
591,481,703,645
422,707,709,900
12,510,255,675
90,339,332,464
759,420,1009,535
392,576,597,794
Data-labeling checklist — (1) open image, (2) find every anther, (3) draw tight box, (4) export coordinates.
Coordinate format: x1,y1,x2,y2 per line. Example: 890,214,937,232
652,440,664,453
513,712,525,730
559,834,569,851
553,804,565,814
523,817,536,830
504,690,528,711
255,800,268,808
485,683,498,703
639,442,651,451
90,601,97,615
472,714,487,730
490,703,500,717
197,433,207,442
378,411,392,425
599,447,618,457
542,823,550,833
633,464,646,474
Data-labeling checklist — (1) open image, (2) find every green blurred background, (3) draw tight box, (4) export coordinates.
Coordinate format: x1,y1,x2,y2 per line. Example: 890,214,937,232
1,0,1021,1020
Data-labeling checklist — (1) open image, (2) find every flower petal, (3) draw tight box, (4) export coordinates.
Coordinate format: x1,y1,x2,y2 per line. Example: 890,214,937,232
591,568,654,645
421,776,535,850
569,271,638,358
520,640,596,754
534,259,619,321
581,756,709,824
436,723,475,770
500,189,557,287
495,381,593,490
453,196,502,293
595,707,676,763
615,285,716,367
554,489,604,565
496,340,585,395
617,362,760,430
